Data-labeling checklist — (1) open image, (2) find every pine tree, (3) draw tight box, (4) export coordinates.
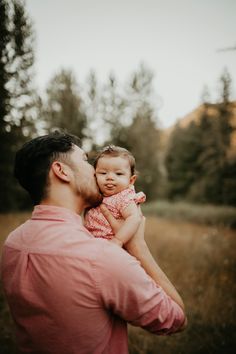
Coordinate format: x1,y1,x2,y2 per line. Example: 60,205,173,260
165,122,202,200
100,73,127,146
165,69,235,206
0,0,36,211
105,64,161,200
126,112,161,200
219,68,232,104
44,69,87,142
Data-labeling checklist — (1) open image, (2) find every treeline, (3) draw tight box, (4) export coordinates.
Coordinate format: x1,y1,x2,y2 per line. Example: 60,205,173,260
0,0,235,212
165,99,236,206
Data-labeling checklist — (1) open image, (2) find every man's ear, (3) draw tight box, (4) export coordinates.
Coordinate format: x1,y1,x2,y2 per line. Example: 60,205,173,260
129,174,137,186
51,161,71,182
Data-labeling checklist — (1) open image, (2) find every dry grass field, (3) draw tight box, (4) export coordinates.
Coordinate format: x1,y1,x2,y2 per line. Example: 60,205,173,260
0,212,236,354
129,217,236,354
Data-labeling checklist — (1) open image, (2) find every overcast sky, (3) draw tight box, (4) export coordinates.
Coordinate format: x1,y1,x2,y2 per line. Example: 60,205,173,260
27,0,236,128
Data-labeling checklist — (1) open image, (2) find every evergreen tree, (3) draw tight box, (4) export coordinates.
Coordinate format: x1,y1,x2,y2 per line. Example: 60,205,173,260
194,71,234,205
165,102,235,205
125,112,161,200
0,0,36,211
105,64,161,200
0,0,13,210
222,158,236,206
165,69,235,206
100,73,127,146
193,111,223,203
219,68,232,104
165,122,202,200
83,70,99,145
43,69,87,142
200,85,211,104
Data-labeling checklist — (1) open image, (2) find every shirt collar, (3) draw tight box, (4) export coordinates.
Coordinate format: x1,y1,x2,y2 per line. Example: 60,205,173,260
31,205,82,224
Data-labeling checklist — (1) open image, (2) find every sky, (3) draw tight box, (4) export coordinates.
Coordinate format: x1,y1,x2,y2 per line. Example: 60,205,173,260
26,0,236,128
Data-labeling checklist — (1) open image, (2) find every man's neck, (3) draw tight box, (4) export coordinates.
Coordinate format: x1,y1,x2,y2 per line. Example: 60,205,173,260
41,194,85,215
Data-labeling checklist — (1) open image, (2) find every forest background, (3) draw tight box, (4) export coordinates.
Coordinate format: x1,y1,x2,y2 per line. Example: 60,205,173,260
0,1,236,353
1,0,236,212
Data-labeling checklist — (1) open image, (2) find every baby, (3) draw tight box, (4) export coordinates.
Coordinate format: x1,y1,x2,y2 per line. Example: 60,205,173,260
84,145,146,246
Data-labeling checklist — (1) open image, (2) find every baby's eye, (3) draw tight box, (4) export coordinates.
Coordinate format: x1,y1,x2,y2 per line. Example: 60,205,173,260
116,172,123,176
97,172,106,175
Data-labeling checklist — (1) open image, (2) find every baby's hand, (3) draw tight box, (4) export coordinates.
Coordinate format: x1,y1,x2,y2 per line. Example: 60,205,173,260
100,204,124,234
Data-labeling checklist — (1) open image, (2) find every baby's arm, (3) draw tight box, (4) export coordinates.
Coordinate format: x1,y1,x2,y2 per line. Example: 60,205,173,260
111,201,141,246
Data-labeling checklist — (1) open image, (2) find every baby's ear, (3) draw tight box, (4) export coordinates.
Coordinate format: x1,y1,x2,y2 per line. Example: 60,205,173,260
129,175,137,185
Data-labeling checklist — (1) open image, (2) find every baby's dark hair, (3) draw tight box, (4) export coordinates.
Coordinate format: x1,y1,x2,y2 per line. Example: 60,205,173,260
94,145,136,175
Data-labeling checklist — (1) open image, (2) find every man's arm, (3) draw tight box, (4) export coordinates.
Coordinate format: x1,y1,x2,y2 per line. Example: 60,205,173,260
97,233,187,335
126,218,185,311
100,206,187,330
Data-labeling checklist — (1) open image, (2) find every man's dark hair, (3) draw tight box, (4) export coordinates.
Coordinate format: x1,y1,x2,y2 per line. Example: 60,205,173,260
14,131,81,205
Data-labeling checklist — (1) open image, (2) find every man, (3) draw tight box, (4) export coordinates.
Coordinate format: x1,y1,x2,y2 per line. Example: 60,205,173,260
1,132,187,354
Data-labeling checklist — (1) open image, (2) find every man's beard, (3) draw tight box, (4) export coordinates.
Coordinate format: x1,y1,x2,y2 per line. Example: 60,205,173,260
78,182,103,208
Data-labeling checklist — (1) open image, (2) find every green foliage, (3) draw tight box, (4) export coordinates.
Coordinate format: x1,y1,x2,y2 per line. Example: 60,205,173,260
103,65,162,200
165,100,235,206
165,121,202,199
165,68,236,206
142,200,236,228
219,67,232,104
0,0,37,212
43,69,87,140
221,158,236,205
0,8,235,213
119,114,161,200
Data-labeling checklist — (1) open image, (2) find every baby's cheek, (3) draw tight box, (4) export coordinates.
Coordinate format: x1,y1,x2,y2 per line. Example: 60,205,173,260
96,177,102,186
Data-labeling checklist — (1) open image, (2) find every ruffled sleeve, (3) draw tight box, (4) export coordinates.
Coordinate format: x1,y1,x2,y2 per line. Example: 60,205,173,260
116,187,146,214
134,191,146,204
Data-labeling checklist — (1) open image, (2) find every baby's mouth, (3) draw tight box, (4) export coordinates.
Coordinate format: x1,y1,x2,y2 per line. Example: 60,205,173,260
104,184,115,189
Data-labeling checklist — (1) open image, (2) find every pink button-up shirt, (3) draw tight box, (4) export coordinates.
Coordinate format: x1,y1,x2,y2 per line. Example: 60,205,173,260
1,205,185,354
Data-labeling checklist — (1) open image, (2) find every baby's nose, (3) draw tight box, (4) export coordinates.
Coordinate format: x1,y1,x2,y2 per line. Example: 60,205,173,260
106,172,114,180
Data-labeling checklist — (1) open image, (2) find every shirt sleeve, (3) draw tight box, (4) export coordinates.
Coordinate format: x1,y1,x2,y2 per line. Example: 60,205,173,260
116,188,146,214
95,243,185,335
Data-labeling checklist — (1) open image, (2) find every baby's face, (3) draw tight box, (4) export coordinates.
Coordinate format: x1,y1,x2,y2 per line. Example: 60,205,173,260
95,156,136,197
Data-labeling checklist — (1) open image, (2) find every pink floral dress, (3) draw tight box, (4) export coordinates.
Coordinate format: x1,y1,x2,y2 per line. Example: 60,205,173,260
84,187,146,239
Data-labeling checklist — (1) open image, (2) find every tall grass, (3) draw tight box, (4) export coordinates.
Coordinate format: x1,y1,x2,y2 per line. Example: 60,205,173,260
129,217,236,354
142,200,236,228
1,211,236,353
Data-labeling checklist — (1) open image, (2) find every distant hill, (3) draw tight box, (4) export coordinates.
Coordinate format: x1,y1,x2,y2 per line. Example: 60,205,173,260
161,101,236,158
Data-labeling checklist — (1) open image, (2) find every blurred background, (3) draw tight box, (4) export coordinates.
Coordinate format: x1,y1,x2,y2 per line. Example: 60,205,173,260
0,0,235,353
